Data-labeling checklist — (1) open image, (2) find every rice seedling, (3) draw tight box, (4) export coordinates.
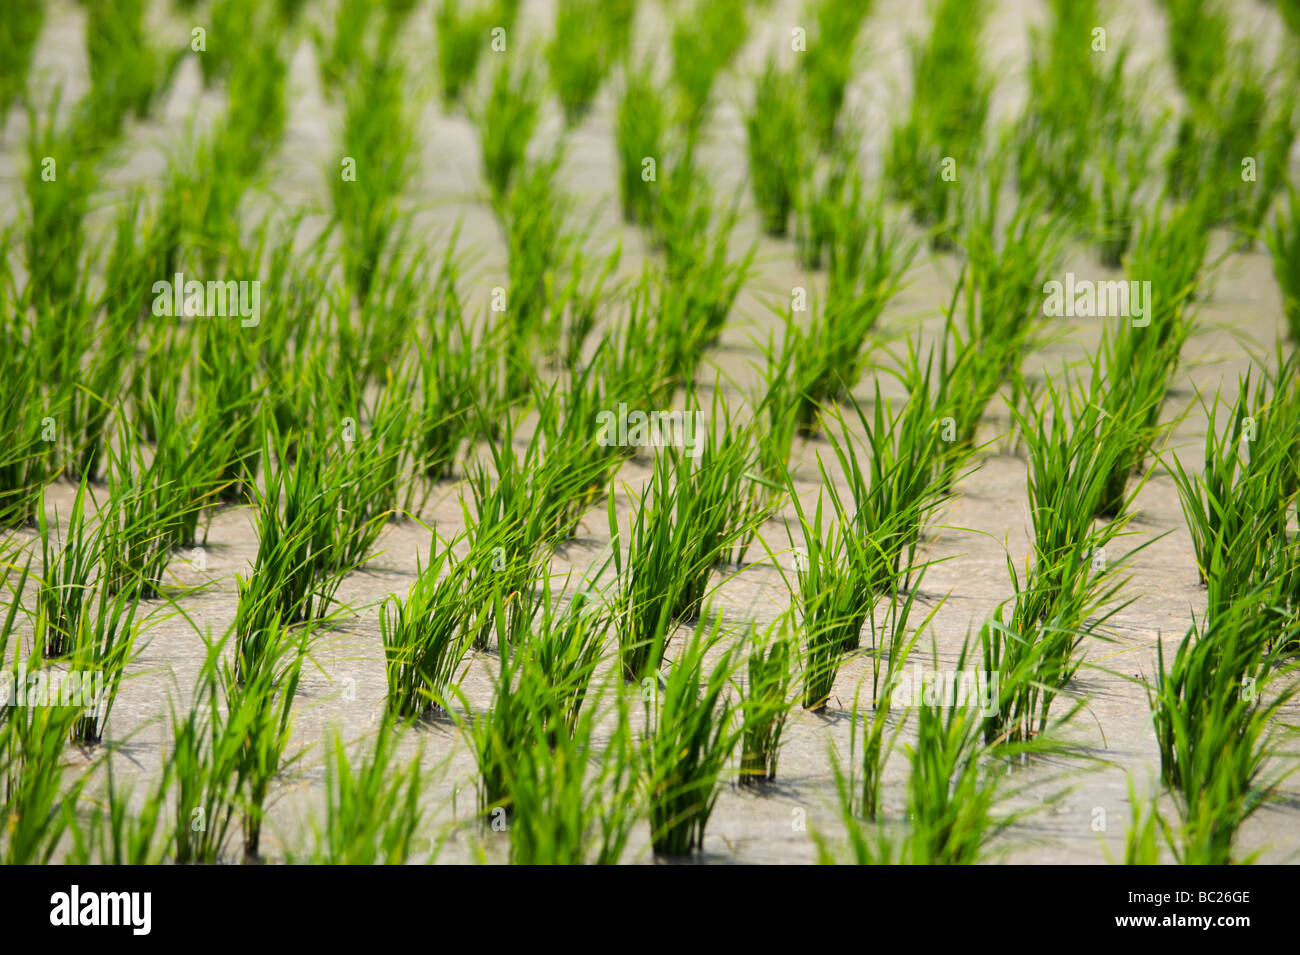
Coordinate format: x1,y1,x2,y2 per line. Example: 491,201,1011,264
1147,593,1299,864
502,693,640,865
744,57,804,236
0,0,42,131
295,719,426,865
1167,365,1300,621
81,0,182,143
670,0,749,130
901,667,1016,865
380,536,474,719
785,199,915,433
227,620,307,861
0,696,86,865
330,52,417,304
780,490,870,710
1263,184,1300,341
435,0,518,107
799,0,872,146
67,761,173,866
614,59,667,226
642,613,741,856
607,429,769,680
62,583,141,747
475,54,543,209
35,482,97,660
547,0,634,125
738,619,796,786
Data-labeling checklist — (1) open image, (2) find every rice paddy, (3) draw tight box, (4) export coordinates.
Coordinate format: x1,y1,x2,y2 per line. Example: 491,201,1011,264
2,0,1300,869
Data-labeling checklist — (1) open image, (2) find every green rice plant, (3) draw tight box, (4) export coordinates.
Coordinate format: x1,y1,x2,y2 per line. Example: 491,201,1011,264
980,370,1151,744
750,329,801,488
799,0,872,146
547,0,633,124
330,52,417,304
63,580,140,746
315,0,384,92
435,0,517,106
23,97,97,311
67,761,173,865
0,695,85,865
167,633,264,863
782,491,870,710
380,536,474,718
226,620,307,860
0,0,42,131
503,690,640,865
1147,594,1299,864
651,166,755,375
614,59,667,225
36,481,97,659
884,0,990,238
786,199,915,433
500,150,573,388
744,56,804,236
844,605,920,820
607,431,768,679
902,661,1018,865
642,614,741,856
670,0,749,129
99,417,195,600
738,619,796,786
1263,184,1300,341
475,54,543,208
81,0,182,143
0,308,56,528
296,718,426,864
1167,367,1300,622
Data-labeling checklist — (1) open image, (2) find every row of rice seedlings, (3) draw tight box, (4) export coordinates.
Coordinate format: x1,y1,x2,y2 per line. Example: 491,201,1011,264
1263,184,1300,342
547,0,636,125
331,51,417,304
1167,356,1300,623
1147,591,1299,863
885,0,991,240
435,0,520,107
